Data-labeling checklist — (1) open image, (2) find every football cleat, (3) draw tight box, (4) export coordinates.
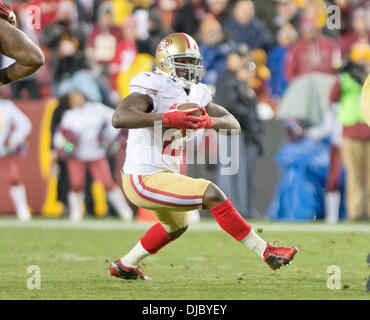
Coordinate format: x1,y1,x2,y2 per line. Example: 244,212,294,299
109,260,152,280
263,241,298,270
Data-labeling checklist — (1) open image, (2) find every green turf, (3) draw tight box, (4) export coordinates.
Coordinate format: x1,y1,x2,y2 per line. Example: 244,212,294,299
0,218,369,300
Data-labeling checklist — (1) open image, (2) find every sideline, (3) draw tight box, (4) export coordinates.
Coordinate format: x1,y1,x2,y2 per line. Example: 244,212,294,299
0,217,370,233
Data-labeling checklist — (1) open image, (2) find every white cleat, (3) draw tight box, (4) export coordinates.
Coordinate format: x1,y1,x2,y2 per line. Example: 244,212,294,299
17,210,32,221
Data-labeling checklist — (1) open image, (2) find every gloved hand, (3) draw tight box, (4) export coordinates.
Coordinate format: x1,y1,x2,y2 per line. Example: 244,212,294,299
195,107,215,129
163,108,203,130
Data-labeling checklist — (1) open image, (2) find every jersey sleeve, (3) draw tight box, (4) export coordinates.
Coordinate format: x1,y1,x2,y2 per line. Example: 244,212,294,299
97,103,120,140
128,72,164,100
59,109,75,131
8,101,32,147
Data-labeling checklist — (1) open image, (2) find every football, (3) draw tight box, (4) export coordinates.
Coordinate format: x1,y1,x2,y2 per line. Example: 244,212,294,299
163,103,202,138
177,103,202,118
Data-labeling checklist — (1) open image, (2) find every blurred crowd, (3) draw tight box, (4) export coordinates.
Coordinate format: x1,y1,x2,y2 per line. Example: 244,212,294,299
1,0,370,222
0,0,367,103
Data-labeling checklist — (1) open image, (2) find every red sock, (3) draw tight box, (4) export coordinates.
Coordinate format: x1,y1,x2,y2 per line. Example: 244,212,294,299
140,223,173,254
210,199,252,241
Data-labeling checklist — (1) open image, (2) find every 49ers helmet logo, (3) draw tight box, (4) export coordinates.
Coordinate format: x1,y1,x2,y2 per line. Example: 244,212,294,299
157,39,172,51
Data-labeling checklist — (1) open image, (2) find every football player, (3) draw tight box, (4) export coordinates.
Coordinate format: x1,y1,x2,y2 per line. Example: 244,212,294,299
109,33,298,280
0,97,32,220
53,89,133,222
361,73,370,126
0,0,44,86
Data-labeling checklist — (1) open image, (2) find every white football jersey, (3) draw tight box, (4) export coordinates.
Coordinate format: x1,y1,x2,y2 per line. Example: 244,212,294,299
0,99,32,157
123,71,212,175
56,102,119,161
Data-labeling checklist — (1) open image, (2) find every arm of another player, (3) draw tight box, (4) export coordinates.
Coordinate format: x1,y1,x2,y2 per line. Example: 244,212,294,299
204,102,241,135
0,19,45,84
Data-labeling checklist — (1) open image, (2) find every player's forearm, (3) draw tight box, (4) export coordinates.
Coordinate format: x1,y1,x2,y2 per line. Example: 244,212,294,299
212,114,241,135
0,21,44,82
112,93,164,129
6,60,43,81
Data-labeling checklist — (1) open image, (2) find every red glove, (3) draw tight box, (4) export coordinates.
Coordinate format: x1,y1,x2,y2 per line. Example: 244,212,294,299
162,109,203,130
195,107,215,129
0,1,16,25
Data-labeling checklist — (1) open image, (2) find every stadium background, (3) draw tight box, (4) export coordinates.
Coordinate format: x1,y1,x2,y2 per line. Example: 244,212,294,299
0,0,369,221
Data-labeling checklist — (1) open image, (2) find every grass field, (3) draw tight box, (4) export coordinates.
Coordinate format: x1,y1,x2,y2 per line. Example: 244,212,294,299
0,217,369,300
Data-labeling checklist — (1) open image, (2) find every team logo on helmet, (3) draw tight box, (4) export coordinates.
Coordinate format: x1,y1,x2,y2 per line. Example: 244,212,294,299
157,39,172,51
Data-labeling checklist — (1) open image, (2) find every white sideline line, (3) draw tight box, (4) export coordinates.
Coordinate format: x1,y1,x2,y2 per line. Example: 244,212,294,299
0,218,369,233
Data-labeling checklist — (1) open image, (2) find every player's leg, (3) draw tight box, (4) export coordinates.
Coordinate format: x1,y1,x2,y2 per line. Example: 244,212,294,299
341,138,365,220
365,141,370,219
360,73,370,125
0,156,31,221
114,209,189,272
325,145,342,224
66,158,86,221
111,171,297,279
110,172,206,279
88,158,133,220
202,182,298,269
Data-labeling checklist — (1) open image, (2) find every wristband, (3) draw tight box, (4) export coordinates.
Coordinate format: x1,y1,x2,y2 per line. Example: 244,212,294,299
0,68,12,84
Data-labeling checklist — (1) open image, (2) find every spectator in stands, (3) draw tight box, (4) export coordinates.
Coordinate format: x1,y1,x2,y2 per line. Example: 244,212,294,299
285,17,341,81
86,1,122,77
173,0,207,36
18,0,60,30
157,0,179,33
136,9,173,57
198,14,235,86
267,23,298,100
0,97,32,221
75,0,99,25
272,0,301,37
223,0,274,52
206,0,231,27
215,49,263,218
248,48,271,104
110,15,140,90
331,42,370,220
340,7,370,58
110,15,153,98
41,0,89,85
56,68,103,104
303,0,339,40
332,0,354,36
